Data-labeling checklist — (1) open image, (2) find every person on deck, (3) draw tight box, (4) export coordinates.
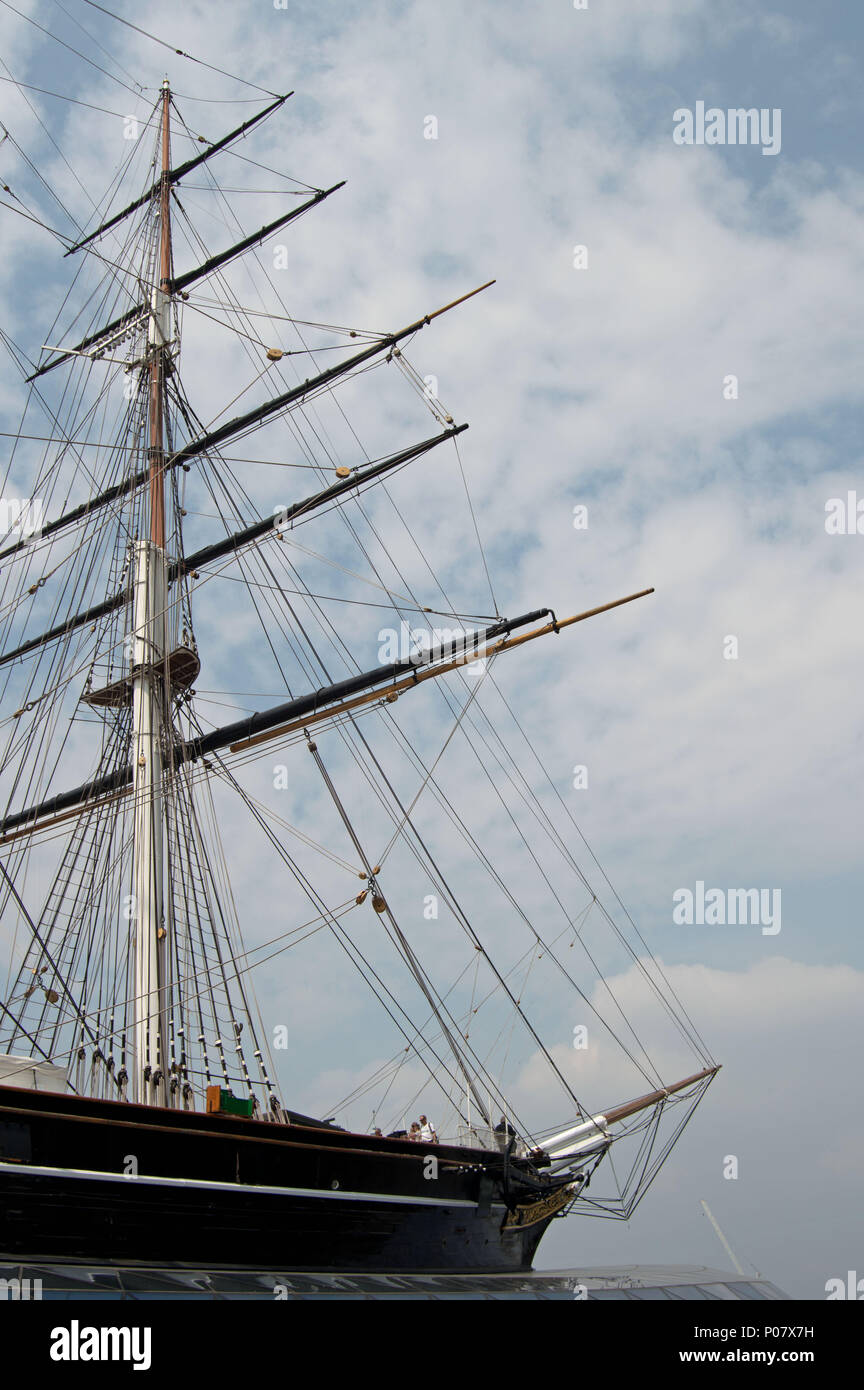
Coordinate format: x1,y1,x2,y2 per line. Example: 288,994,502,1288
495,1116,518,1148
418,1114,437,1143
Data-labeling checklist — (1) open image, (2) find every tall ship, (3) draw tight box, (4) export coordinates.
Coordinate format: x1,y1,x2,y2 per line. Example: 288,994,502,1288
0,78,718,1273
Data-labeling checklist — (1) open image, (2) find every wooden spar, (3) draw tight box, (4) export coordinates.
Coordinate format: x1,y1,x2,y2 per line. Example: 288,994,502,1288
0,581,650,839
602,1064,721,1126
496,588,654,645
0,588,654,844
27,185,344,384
0,424,466,668
540,1063,721,1158
228,586,655,754
0,790,131,847
16,277,494,536
424,280,495,322
168,188,344,294
62,93,293,258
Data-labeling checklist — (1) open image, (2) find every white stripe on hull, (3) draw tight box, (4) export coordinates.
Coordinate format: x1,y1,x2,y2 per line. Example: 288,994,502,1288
0,1160,503,1211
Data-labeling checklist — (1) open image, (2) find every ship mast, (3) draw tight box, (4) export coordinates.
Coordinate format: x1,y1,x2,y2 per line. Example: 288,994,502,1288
130,78,173,1106
0,63,722,1199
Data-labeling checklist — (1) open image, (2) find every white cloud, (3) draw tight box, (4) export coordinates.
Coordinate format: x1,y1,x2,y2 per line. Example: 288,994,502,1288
531,955,864,1299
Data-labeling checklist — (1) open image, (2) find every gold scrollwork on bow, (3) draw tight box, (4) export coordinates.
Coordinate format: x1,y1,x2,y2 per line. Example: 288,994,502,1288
503,1181,578,1230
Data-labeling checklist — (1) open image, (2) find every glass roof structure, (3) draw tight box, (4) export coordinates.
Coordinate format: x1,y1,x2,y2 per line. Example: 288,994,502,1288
0,1263,790,1301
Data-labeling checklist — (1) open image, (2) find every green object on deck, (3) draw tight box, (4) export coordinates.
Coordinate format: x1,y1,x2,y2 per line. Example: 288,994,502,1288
219,1089,253,1117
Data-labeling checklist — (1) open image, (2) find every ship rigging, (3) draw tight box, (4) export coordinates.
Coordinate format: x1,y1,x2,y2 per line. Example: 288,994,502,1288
0,71,718,1271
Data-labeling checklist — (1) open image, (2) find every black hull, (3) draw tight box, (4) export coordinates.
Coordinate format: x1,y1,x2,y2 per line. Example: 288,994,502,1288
0,1086,566,1272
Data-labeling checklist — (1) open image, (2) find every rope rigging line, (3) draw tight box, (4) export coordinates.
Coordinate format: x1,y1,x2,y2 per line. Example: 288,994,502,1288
50,0,142,90
234,503,669,1106
165,296,686,1106
1,846,360,1066
79,0,280,98
482,669,715,1065
453,433,499,619
0,72,163,123
369,714,659,1092
165,106,468,654
329,947,488,1122
389,678,668,1086
306,735,497,1130
0,0,143,98
194,737,481,1128
380,684,702,1077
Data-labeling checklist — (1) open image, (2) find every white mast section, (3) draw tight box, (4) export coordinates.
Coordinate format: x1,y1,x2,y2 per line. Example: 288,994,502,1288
130,541,168,1105
130,79,173,1107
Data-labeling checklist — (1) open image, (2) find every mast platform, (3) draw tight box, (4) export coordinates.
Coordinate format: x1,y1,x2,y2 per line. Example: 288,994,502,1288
82,646,200,708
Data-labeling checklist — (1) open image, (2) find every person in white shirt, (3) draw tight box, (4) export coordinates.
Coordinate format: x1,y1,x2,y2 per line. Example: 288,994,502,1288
418,1114,437,1143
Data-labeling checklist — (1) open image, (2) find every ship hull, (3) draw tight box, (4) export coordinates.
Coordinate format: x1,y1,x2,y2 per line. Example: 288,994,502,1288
0,1086,562,1272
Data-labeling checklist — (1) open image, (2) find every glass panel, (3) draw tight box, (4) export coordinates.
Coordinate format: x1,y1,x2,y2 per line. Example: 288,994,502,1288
45,1290,125,1301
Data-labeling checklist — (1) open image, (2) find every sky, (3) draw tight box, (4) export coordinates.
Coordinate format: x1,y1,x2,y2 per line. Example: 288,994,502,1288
0,0,862,1300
